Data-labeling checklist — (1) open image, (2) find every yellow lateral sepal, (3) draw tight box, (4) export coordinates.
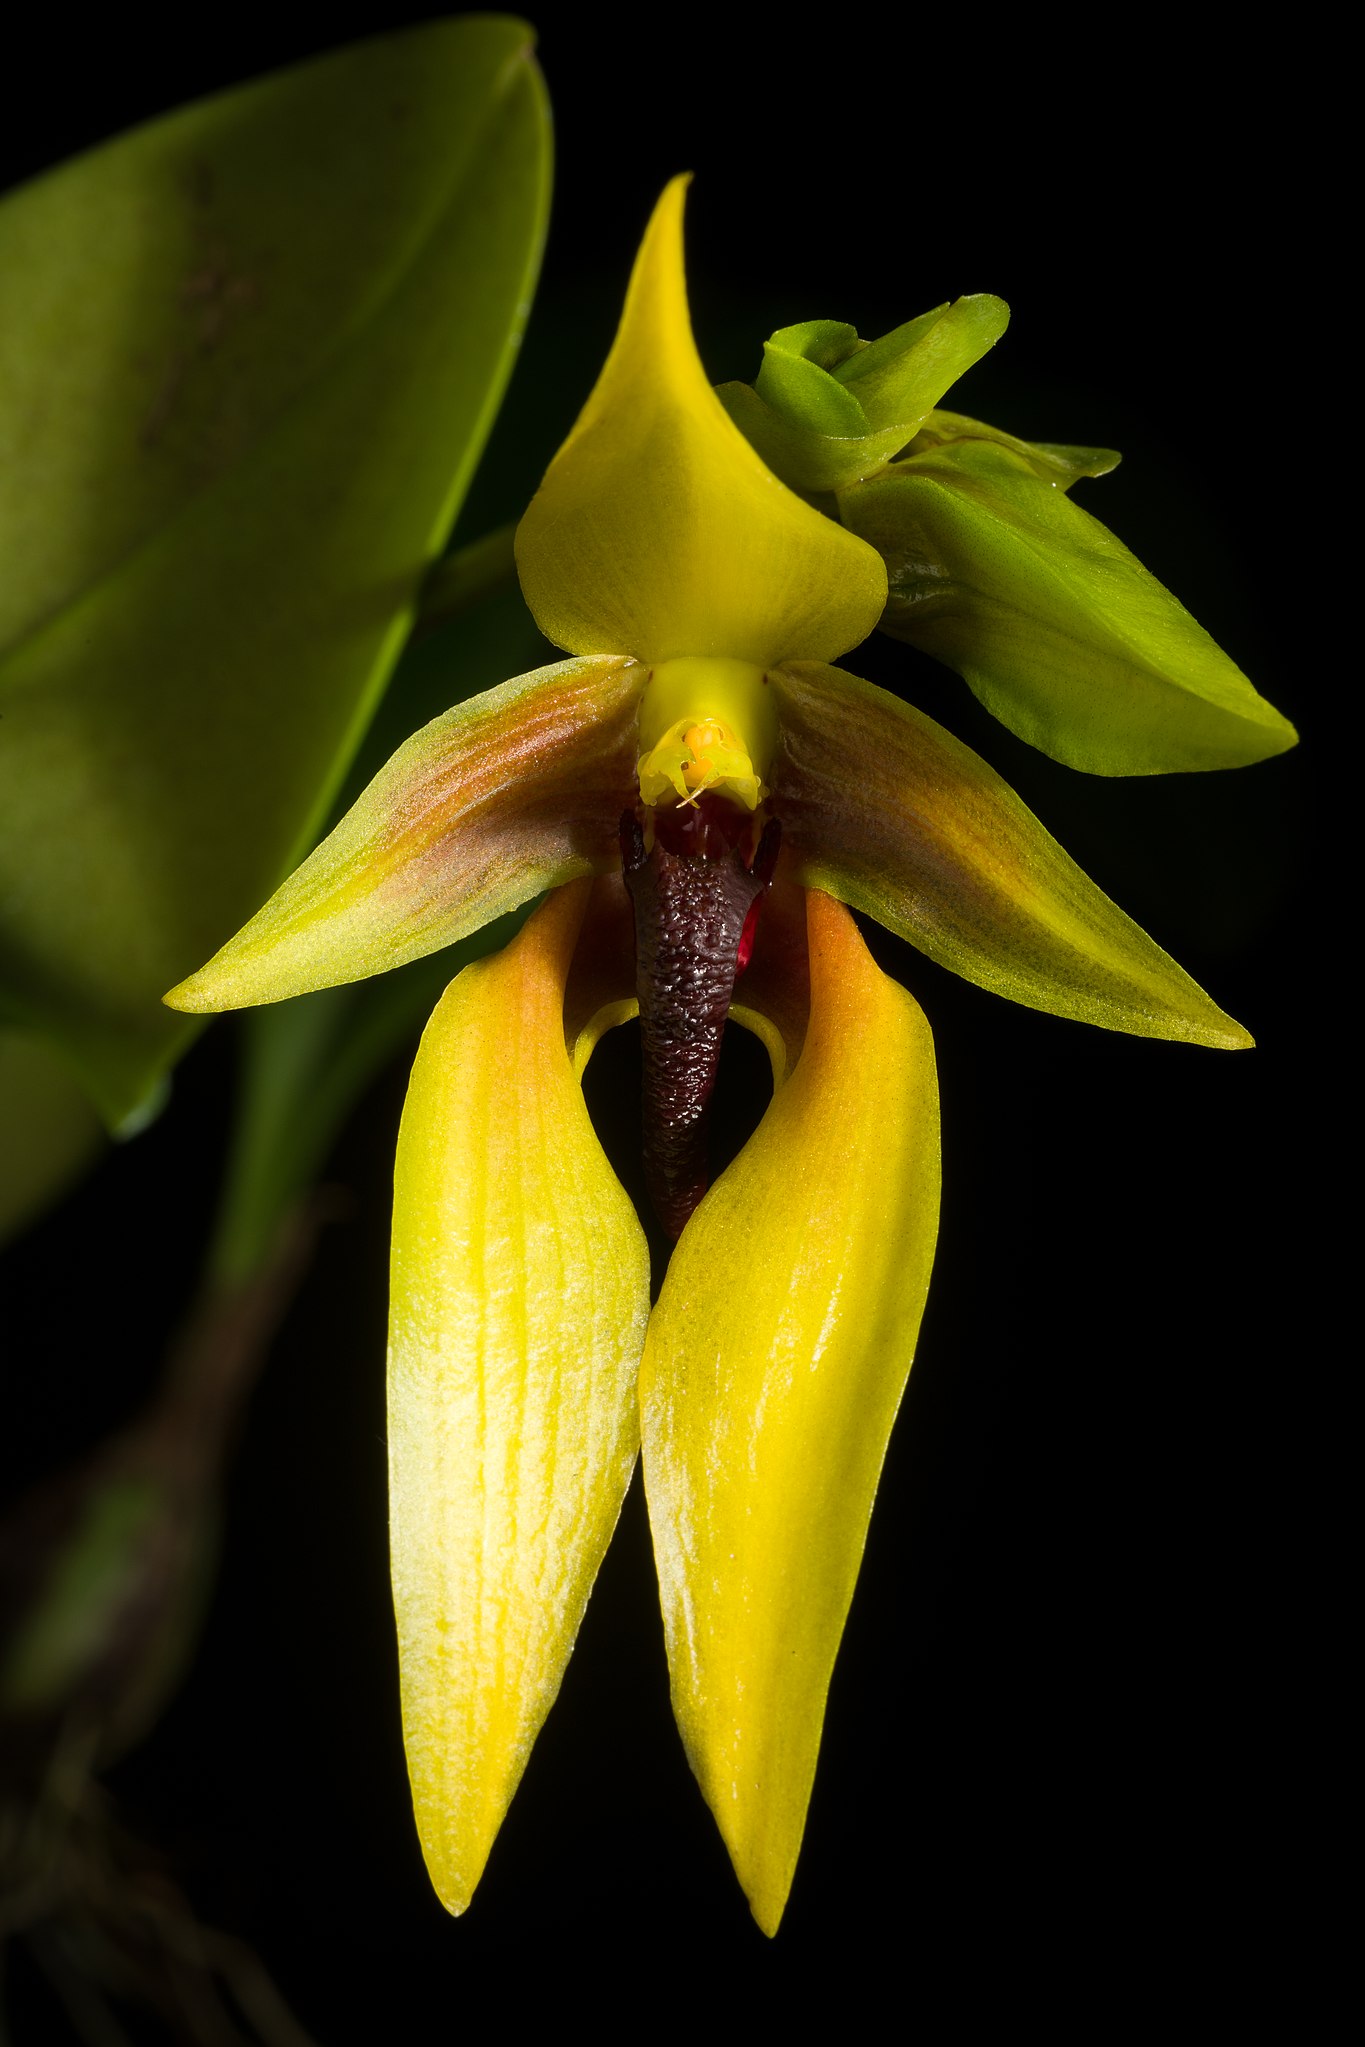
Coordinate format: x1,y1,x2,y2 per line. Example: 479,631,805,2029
640,889,940,1933
388,883,650,1913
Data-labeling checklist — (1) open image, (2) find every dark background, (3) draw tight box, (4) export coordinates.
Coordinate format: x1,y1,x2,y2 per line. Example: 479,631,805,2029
2,10,1322,2032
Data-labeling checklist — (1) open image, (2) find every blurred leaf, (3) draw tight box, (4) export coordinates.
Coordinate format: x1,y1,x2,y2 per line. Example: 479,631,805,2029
208,582,551,1286
0,1475,172,1722
0,1033,106,1246
841,441,1298,775
208,926,526,1289
0,18,550,1126
413,518,518,640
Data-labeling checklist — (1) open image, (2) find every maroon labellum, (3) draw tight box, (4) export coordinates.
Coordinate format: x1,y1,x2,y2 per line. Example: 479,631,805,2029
621,799,781,1238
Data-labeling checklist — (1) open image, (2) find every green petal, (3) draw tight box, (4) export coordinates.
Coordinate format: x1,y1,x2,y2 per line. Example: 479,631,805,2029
756,327,871,436
0,19,550,1124
641,890,940,1935
717,300,1010,494
769,661,1253,1047
715,381,912,495
832,295,1010,428
906,409,1121,487
164,657,645,1012
515,176,886,667
841,444,1297,774
0,1032,104,1247
390,884,650,1914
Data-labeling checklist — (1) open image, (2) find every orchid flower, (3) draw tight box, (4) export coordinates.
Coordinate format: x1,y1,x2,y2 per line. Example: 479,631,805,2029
166,177,1257,1934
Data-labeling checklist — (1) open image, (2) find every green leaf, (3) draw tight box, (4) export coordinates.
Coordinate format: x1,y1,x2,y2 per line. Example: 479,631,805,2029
840,441,1298,775
208,925,524,1290
0,1475,169,1720
0,1032,105,1247
207,581,552,1287
0,19,551,1125
717,297,1009,495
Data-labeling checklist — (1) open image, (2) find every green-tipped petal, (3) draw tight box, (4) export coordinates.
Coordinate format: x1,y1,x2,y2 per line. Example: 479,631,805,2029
164,657,645,1011
715,380,913,495
842,444,1297,774
515,176,886,667
905,409,1121,488
389,884,650,1914
717,300,1010,494
833,295,1010,428
769,661,1253,1048
641,890,940,1935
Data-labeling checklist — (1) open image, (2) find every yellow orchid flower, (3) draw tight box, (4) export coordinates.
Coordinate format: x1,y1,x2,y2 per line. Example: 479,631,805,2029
165,177,1250,1935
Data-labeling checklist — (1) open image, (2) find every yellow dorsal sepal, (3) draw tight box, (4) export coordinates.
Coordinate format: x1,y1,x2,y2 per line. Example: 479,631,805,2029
515,177,887,667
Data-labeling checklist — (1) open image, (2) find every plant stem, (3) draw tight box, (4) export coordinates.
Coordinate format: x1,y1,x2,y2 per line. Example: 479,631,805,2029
413,521,518,638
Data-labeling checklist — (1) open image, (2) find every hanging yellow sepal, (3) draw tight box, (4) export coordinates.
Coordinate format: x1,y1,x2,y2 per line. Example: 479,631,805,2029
388,883,650,1912
639,890,941,1934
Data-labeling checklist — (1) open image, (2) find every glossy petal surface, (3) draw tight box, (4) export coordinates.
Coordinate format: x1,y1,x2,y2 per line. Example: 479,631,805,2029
843,444,1296,774
389,885,650,1914
166,658,645,1011
0,20,549,1122
515,176,886,666
641,891,939,1934
770,662,1252,1047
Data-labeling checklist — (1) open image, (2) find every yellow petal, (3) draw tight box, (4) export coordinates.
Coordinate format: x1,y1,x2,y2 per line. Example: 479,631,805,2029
639,890,940,1934
515,176,886,667
770,660,1253,1049
165,656,644,1011
388,883,650,1913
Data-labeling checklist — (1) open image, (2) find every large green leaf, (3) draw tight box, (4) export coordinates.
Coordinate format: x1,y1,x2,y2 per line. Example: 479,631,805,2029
841,440,1297,775
207,581,552,1289
0,19,550,1125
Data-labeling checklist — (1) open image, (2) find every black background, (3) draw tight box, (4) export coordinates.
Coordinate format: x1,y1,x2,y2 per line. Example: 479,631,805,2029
2,9,1324,2034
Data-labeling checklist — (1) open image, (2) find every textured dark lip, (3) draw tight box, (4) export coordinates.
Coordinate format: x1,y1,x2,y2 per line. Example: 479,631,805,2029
622,803,780,1240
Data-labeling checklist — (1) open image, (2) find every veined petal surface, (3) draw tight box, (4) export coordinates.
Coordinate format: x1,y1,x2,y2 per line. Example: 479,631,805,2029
389,884,650,1914
640,891,940,1935
515,176,886,667
769,662,1252,1048
165,656,645,1011
842,447,1296,774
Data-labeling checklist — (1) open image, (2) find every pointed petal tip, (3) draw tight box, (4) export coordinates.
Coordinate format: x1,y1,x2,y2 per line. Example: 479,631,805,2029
516,176,886,666
161,974,218,1015
747,1883,788,1940
1183,994,1254,1052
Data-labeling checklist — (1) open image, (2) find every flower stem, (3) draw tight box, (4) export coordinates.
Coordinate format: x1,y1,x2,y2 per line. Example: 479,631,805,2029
412,521,518,639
